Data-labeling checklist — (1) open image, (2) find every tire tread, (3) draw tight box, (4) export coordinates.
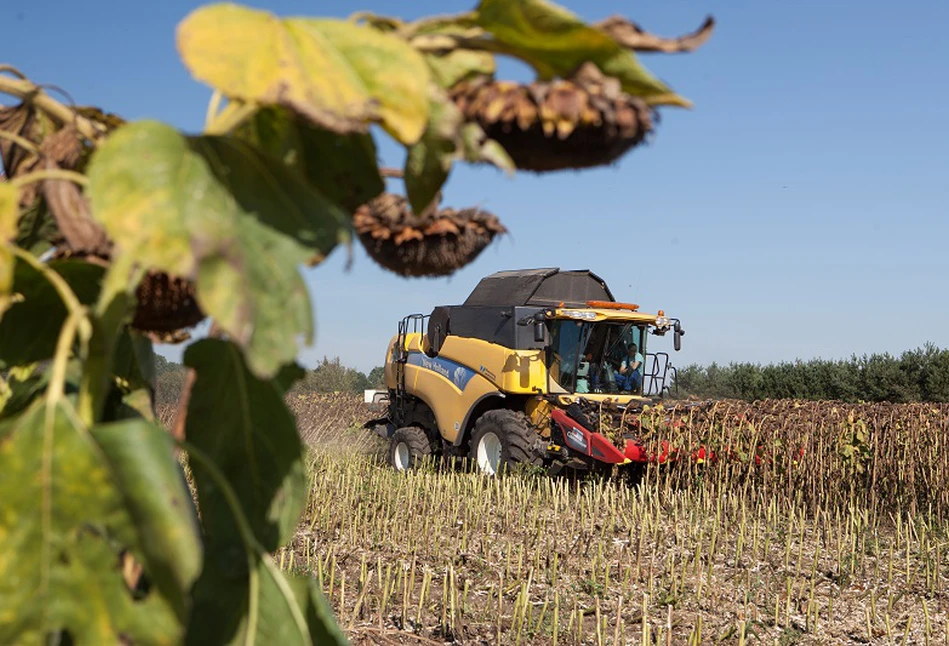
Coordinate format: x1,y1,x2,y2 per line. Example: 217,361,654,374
388,426,433,471
469,409,545,473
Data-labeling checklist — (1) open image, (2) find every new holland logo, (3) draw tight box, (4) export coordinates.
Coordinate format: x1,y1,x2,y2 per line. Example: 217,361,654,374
407,353,477,391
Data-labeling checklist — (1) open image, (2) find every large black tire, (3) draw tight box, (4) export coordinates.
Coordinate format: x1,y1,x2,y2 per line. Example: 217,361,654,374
468,410,546,475
388,426,433,472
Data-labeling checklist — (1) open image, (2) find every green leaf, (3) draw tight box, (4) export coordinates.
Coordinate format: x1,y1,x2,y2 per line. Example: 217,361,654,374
182,338,337,644
112,329,156,394
177,3,431,144
474,0,687,106
104,387,156,423
286,573,349,646
191,136,351,255
0,363,48,420
404,87,514,215
87,120,347,377
424,48,496,89
14,199,59,257
237,107,384,213
460,123,516,169
407,18,496,89
0,259,104,368
93,419,203,623
405,93,463,215
186,556,348,646
184,338,306,550
0,399,181,644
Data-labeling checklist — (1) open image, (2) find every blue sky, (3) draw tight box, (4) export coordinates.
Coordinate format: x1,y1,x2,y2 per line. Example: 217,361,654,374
4,0,948,373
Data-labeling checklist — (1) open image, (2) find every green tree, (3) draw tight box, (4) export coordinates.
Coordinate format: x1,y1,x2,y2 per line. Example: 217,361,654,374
154,355,189,406
919,345,949,402
727,362,763,400
672,345,949,403
292,356,373,394
367,365,385,388
858,352,915,403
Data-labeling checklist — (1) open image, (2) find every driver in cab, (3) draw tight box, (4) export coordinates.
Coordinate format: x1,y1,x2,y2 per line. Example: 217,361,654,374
615,343,643,392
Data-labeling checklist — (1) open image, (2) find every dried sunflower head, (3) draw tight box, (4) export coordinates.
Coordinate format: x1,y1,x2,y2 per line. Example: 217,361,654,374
48,249,204,340
354,193,506,277
450,63,654,172
131,270,205,336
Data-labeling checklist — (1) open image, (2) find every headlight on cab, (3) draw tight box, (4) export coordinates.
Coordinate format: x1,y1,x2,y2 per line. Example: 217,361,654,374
655,309,669,328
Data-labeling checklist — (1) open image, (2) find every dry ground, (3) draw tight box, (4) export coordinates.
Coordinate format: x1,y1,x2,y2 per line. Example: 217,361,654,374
162,395,949,644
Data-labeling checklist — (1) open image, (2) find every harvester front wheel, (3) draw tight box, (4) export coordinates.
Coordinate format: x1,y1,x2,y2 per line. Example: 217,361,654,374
469,410,545,476
388,426,432,472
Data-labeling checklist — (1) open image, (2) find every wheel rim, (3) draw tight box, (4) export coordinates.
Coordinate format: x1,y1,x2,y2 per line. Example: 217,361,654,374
477,431,502,475
393,441,411,471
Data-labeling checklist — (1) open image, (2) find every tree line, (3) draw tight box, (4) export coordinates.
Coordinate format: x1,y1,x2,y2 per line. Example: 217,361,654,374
672,343,949,403
155,343,949,407
155,354,384,407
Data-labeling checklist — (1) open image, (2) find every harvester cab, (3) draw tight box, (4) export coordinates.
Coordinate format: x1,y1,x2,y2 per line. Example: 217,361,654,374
369,268,686,476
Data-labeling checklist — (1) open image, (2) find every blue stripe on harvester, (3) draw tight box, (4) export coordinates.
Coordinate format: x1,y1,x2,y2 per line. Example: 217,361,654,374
406,353,477,391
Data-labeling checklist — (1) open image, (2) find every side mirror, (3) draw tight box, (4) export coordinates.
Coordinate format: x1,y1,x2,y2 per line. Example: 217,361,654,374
534,319,546,343
673,322,683,351
533,312,547,343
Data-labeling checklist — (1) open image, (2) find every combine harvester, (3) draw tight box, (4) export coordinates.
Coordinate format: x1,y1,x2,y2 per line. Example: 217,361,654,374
368,268,686,476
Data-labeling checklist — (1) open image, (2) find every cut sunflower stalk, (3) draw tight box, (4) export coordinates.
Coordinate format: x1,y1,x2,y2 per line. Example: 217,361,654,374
354,192,506,277
450,62,654,172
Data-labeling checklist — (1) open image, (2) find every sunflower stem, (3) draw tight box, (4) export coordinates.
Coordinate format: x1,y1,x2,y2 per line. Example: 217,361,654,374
11,168,88,189
0,75,102,142
0,129,39,154
204,99,257,135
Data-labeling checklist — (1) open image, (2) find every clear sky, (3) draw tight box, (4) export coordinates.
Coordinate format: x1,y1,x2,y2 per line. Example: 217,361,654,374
4,0,948,373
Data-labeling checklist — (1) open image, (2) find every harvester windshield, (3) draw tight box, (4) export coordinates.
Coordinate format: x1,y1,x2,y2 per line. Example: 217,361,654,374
548,320,648,395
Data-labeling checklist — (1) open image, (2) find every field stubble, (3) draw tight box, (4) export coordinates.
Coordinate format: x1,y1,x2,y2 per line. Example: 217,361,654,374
162,394,949,644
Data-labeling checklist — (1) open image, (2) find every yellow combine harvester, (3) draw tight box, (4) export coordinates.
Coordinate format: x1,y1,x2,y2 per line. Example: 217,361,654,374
370,268,685,476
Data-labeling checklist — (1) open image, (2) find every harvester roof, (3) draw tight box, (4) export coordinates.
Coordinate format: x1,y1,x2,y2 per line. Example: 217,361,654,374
463,268,615,308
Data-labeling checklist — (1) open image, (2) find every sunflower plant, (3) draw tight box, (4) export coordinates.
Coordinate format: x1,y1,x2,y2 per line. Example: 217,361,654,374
0,1,711,643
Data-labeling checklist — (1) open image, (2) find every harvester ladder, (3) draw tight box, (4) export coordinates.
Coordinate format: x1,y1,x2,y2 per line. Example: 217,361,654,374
394,313,428,420
644,352,672,397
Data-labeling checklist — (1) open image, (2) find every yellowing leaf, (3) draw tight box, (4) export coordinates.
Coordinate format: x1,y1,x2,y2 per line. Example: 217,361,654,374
0,182,20,322
0,249,11,322
0,183,18,241
475,0,688,106
177,3,432,144
0,400,182,643
88,120,348,378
